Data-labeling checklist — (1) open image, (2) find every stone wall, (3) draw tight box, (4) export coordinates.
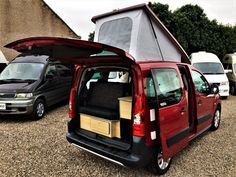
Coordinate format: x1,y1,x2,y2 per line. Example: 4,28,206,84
0,0,79,60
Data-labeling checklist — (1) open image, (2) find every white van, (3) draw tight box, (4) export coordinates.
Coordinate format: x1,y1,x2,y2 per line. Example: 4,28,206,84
190,51,229,98
222,53,236,95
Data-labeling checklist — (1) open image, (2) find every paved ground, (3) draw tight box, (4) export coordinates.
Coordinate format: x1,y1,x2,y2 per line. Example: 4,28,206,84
0,97,235,177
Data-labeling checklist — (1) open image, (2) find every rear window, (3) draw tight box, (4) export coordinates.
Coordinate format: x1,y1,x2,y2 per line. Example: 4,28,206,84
85,69,130,89
91,71,117,80
193,62,224,74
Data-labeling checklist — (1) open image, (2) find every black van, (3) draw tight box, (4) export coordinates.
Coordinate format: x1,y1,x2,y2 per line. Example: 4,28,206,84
0,54,73,119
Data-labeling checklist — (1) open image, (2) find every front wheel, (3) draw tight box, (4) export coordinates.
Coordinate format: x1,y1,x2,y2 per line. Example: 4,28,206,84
211,108,221,130
31,99,45,120
230,85,235,95
147,149,172,175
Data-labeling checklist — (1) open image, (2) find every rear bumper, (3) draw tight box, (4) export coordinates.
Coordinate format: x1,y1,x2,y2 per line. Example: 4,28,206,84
0,98,35,115
66,132,154,167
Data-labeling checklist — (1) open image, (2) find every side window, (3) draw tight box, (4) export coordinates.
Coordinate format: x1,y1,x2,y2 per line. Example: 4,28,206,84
56,64,72,77
146,77,156,98
147,77,156,97
192,70,209,94
45,64,57,76
152,68,182,107
98,17,132,52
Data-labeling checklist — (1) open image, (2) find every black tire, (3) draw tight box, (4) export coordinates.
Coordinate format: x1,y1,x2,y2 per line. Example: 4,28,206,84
210,108,221,131
147,149,172,175
230,85,236,95
31,99,45,120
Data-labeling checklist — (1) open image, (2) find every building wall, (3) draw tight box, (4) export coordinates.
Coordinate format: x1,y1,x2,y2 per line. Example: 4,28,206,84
0,0,79,61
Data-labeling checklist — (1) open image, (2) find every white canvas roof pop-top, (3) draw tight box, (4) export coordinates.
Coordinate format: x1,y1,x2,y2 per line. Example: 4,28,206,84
92,4,190,64
0,50,7,64
0,50,7,73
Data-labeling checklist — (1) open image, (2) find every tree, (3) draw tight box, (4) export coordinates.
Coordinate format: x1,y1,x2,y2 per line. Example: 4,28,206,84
171,5,211,54
88,31,95,41
148,2,236,59
148,2,173,29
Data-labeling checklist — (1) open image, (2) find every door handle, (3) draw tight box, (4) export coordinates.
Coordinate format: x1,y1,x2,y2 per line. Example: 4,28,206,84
198,100,202,106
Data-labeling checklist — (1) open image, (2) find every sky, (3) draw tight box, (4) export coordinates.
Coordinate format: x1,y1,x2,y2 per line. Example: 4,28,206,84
44,0,236,40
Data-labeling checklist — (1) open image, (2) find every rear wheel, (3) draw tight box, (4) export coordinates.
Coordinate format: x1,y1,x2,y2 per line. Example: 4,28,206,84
211,108,221,130
147,149,172,175
31,99,45,120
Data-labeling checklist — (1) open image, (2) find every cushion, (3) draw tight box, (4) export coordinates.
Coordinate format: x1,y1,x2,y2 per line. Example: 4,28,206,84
80,82,129,120
80,106,118,120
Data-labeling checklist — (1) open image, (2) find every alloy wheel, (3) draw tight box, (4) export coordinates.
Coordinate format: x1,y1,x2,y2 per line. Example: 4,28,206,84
157,151,171,170
213,109,220,128
36,102,45,117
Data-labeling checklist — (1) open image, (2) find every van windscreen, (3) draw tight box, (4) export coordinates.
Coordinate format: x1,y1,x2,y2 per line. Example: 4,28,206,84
193,62,224,74
0,62,44,81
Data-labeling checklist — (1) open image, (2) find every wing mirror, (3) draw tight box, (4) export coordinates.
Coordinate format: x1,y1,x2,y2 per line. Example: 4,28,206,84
210,84,219,94
45,74,54,80
224,69,232,74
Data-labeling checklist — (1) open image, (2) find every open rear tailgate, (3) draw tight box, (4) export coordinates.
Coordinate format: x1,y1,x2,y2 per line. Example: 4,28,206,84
5,37,135,64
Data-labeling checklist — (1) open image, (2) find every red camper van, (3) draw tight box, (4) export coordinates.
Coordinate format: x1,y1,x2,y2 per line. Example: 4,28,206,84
5,4,221,175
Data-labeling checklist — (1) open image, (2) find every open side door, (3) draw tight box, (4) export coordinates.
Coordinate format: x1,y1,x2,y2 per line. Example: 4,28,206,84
151,67,189,159
5,37,135,65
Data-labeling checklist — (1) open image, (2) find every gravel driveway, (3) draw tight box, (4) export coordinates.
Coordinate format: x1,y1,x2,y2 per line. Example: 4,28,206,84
0,97,235,177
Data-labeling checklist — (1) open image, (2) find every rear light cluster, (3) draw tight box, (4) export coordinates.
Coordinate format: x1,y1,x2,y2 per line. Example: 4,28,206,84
133,95,145,136
69,88,76,118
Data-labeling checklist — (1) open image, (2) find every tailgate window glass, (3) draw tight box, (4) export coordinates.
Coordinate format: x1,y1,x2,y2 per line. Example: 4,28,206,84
152,69,182,107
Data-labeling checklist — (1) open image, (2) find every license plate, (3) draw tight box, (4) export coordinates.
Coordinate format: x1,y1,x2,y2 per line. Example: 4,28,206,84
0,103,6,110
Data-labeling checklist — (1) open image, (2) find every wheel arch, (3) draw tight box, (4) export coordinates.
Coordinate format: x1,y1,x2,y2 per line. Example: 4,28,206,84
35,95,47,107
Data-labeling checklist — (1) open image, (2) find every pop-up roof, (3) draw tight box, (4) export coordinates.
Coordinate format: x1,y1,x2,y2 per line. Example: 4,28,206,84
92,4,190,64
0,50,7,64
